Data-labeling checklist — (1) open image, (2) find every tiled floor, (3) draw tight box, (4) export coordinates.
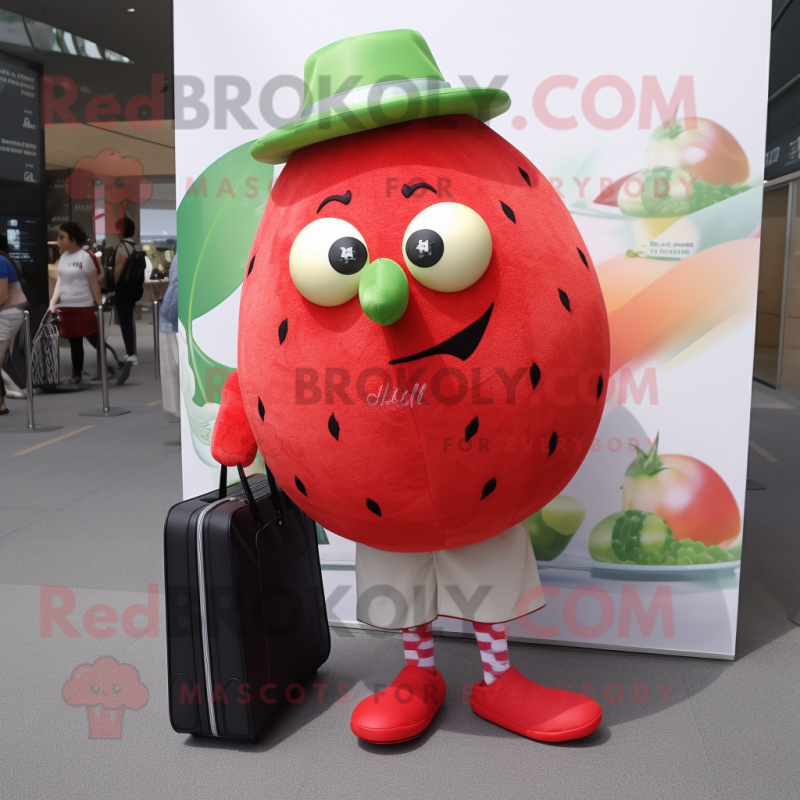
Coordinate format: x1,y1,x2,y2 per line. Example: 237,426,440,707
1,316,800,799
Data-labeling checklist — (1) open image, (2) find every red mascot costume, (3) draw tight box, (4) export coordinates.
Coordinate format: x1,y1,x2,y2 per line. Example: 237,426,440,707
211,29,610,744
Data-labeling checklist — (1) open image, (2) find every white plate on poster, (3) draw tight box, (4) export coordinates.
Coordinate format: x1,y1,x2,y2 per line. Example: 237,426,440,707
537,554,741,580
587,560,741,579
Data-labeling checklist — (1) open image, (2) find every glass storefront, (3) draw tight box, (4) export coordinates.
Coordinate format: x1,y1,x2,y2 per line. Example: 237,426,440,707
754,185,790,386
0,4,175,320
754,174,800,392
783,180,800,390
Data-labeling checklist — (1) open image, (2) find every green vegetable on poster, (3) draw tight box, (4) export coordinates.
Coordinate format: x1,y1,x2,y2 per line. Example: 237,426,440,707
617,167,749,219
588,510,738,566
525,495,586,561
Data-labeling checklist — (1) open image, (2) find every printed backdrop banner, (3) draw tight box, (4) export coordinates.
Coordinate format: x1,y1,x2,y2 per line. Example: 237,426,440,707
173,0,771,658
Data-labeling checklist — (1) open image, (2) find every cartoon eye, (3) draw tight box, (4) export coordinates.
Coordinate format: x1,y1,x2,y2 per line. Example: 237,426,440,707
402,203,492,292
289,218,369,306
90,685,100,694
112,685,121,694
114,177,125,188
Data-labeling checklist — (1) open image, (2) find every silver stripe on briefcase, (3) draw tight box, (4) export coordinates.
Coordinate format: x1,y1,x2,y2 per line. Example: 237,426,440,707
195,498,238,737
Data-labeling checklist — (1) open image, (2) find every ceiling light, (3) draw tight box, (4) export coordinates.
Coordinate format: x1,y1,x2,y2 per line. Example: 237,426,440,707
127,8,135,11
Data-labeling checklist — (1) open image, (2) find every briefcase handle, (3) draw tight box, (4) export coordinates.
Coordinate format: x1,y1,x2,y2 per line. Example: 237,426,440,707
217,463,285,530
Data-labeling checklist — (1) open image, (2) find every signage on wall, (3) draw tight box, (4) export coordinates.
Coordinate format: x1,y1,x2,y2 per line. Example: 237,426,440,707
1,216,39,272
765,122,800,181
0,58,40,184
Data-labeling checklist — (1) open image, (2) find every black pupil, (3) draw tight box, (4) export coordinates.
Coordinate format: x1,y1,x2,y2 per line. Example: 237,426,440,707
406,229,443,268
328,237,367,276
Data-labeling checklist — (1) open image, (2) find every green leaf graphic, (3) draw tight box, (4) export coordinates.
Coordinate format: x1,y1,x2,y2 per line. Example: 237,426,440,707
177,141,273,405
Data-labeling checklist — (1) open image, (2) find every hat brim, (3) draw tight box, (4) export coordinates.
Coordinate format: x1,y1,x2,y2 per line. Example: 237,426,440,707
250,87,510,165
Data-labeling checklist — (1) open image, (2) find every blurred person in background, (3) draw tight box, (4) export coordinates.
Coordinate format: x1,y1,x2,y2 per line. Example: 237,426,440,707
159,253,180,418
49,222,103,386
80,239,119,381
113,217,144,384
1,367,23,400
0,234,24,275
0,237,29,414
0,234,27,399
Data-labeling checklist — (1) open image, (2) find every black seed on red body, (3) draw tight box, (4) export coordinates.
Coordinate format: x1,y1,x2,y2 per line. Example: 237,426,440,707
295,476,307,496
577,248,589,269
548,432,558,456
366,498,382,517
597,375,604,400
257,397,265,421
247,256,255,276
328,413,340,440
465,417,479,442
518,167,531,186
500,202,516,223
278,318,288,344
558,289,571,312
530,363,541,390
481,478,497,499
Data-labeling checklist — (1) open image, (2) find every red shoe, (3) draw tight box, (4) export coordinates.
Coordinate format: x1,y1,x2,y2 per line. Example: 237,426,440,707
350,665,446,744
470,667,602,742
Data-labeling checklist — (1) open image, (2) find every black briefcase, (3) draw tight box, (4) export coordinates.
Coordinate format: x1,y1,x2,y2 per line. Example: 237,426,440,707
164,465,330,740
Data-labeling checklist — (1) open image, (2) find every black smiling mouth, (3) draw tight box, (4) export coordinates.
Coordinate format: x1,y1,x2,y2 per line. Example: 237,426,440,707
388,304,494,365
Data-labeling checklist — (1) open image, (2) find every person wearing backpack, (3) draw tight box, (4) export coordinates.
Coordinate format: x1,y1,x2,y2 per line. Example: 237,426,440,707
83,242,103,276
113,216,145,385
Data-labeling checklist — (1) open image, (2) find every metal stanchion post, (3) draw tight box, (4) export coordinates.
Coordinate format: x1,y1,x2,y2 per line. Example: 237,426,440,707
78,303,131,418
24,310,36,428
153,300,161,381
98,304,110,412
0,310,62,433
95,310,102,383
93,304,118,384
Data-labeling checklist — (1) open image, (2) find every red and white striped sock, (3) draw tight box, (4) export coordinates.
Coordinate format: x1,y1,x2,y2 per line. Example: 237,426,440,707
473,622,510,685
402,622,435,673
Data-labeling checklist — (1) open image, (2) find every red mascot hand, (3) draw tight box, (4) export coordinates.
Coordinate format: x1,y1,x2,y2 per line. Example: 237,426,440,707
210,371,258,467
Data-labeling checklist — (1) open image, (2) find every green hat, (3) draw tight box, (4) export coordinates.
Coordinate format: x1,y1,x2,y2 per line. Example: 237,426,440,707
250,29,511,165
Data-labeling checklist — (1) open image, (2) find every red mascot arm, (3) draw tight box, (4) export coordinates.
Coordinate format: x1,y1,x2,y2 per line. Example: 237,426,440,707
210,370,257,468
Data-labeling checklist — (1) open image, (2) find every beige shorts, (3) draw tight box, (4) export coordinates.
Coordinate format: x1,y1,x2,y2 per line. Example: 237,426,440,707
355,523,545,630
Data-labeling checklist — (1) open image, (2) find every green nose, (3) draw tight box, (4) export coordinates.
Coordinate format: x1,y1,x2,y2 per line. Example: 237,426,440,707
358,258,409,326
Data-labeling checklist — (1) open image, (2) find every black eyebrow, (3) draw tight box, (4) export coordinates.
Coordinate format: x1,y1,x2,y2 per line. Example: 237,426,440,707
317,190,352,213
402,182,437,198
